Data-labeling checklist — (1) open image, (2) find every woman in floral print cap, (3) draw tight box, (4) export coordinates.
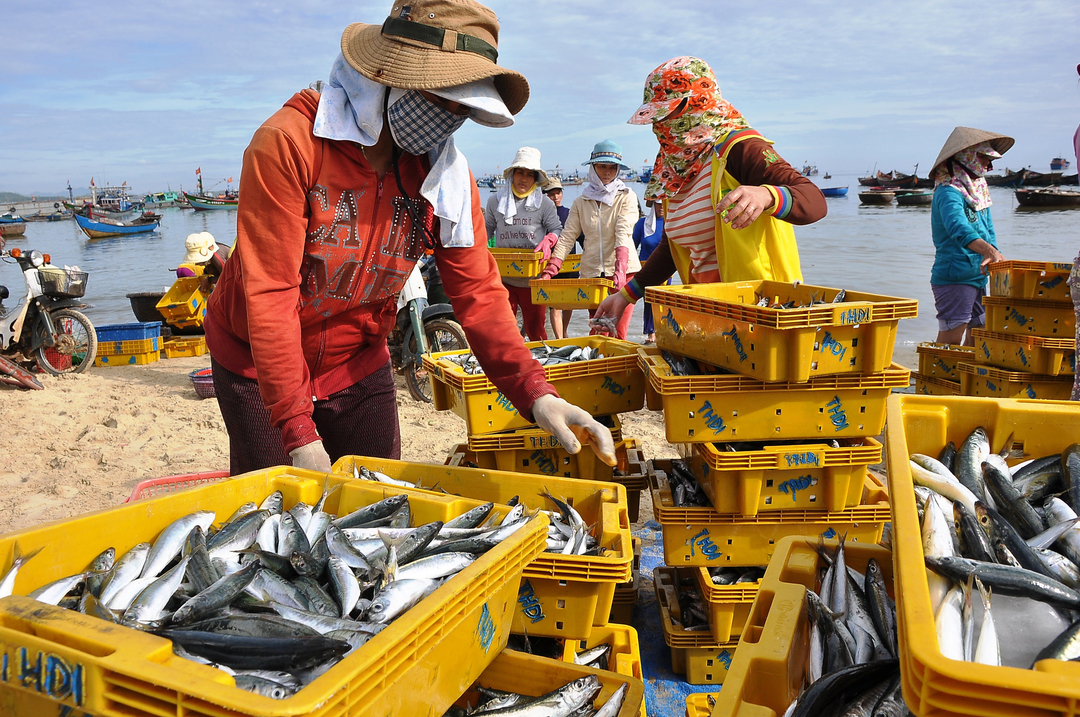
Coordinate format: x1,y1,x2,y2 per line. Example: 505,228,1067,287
596,56,826,320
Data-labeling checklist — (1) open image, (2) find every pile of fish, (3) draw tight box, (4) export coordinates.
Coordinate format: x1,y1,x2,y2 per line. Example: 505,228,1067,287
783,538,908,717
445,343,606,375
661,569,711,633
442,675,628,717
0,485,537,700
708,566,766,586
666,459,711,508
910,430,1080,666
753,287,847,309
347,463,604,557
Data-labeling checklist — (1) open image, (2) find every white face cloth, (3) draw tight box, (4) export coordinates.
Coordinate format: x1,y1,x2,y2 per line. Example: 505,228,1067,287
643,204,657,236
495,184,542,222
581,165,627,206
312,54,513,248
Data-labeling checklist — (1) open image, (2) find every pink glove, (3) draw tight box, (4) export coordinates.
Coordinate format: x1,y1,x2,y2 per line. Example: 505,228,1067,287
539,255,563,280
536,232,560,262
613,246,630,291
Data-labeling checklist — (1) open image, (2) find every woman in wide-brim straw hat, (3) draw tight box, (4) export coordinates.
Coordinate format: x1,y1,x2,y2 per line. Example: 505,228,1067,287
929,126,1013,346
594,56,827,327
541,139,641,340
176,231,231,293
205,0,615,476
485,146,563,341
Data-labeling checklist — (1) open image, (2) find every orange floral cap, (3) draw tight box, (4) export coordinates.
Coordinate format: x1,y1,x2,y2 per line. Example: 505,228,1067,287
627,56,721,125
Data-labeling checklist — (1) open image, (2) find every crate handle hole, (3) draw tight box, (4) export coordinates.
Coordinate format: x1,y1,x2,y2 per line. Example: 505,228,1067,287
557,599,565,609
765,479,773,487
809,495,817,502
559,580,568,587
764,496,772,504
556,621,563,630
851,338,859,347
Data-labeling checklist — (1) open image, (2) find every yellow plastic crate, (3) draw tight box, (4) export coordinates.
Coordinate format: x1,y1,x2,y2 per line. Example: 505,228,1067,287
163,335,207,358
709,537,894,717
609,538,641,625
638,347,910,443
490,247,546,278
564,253,582,274
93,350,159,367
155,276,207,329
530,277,615,310
655,567,739,685
561,623,648,717
649,459,889,566
0,465,546,717
885,395,1080,717
646,280,918,382
693,567,759,644
957,361,1073,400
685,693,714,716
687,437,882,516
96,336,161,356
332,456,633,640
983,296,1075,337
916,342,974,382
972,328,1076,375
425,336,646,435
914,372,962,396
989,259,1074,301
465,415,622,476
452,650,645,717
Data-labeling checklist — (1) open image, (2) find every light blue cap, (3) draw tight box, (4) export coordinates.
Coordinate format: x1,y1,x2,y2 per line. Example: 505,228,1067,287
582,139,631,171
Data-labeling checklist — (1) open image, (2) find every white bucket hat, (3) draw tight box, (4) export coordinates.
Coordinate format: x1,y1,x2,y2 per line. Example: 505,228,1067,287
183,232,218,263
502,146,548,184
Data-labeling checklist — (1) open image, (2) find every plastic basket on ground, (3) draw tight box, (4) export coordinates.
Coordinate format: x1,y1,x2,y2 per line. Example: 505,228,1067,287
188,367,215,398
38,268,88,298
972,328,1076,375
0,465,547,717
649,458,890,566
425,335,646,435
332,455,633,640
163,335,207,358
95,321,162,343
686,436,883,516
93,350,160,367
989,259,1073,301
96,335,161,356
685,693,714,717
914,372,962,396
451,649,645,717
654,567,739,685
916,342,974,382
609,537,641,625
983,296,1075,337
155,276,207,329
692,566,760,644
885,394,1080,717
708,536,894,717
957,360,1073,400
561,622,647,716
124,470,231,502
637,347,910,443
645,280,918,383
530,277,615,310
490,247,546,279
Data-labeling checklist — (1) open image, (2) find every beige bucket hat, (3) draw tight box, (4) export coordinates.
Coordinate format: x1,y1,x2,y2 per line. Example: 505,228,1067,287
503,147,548,184
183,232,218,263
932,126,1014,174
542,176,563,192
340,0,530,115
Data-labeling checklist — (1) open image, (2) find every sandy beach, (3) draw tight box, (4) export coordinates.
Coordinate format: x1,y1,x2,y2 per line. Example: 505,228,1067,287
0,355,675,536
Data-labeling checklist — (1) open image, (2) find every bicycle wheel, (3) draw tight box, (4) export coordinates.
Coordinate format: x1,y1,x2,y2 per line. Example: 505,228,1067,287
35,308,98,375
404,318,469,402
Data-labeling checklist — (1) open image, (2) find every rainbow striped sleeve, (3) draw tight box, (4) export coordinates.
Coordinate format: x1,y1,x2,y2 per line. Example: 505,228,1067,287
765,185,792,220
620,278,645,303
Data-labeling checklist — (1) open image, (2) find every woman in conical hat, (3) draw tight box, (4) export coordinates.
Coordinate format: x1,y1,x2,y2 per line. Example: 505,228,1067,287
928,126,1013,346
204,0,615,475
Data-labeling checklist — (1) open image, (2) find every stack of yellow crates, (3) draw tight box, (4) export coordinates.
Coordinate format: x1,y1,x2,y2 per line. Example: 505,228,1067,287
639,279,914,684
913,342,972,395
93,321,162,367
963,260,1075,400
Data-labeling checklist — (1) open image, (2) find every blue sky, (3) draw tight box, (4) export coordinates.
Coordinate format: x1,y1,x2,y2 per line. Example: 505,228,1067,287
2,1,1078,195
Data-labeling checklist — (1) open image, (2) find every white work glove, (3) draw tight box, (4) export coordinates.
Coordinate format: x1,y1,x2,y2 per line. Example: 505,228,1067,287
531,394,617,467
289,439,332,473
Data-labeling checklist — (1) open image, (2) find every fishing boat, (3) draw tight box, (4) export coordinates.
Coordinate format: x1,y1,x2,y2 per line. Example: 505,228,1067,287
823,172,832,180
74,212,160,239
1015,187,1080,208
800,164,819,177
985,168,1028,188
144,190,191,209
1051,157,1071,172
858,189,895,205
184,192,238,210
895,189,933,206
821,187,849,197
0,212,27,237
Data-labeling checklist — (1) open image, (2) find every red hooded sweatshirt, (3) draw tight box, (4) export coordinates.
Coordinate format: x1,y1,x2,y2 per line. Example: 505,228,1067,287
206,90,556,452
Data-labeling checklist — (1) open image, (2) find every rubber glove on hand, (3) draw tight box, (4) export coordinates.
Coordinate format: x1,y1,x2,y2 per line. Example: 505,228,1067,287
289,439,332,473
613,246,630,290
531,394,617,467
536,232,560,262
595,291,631,323
539,255,563,280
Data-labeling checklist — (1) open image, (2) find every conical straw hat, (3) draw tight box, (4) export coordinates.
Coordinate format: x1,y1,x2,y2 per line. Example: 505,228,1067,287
932,127,1014,174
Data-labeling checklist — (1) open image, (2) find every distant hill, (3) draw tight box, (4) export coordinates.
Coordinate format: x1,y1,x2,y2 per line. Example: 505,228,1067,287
0,191,78,204
0,192,30,203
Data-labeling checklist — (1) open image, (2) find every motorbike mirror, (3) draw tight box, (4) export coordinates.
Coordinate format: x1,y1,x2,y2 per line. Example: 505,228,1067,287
8,248,20,258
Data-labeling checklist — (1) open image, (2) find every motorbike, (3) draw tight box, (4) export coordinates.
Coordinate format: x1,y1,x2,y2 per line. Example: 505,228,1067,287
388,255,468,402
0,240,97,388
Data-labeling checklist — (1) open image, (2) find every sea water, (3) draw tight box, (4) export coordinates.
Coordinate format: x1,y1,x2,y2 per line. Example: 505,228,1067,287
2,180,1075,363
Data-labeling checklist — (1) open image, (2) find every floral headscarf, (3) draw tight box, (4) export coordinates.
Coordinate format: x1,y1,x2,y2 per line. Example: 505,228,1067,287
628,57,750,201
933,141,1001,212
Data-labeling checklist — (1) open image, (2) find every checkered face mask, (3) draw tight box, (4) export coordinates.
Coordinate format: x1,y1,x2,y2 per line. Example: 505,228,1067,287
388,90,469,156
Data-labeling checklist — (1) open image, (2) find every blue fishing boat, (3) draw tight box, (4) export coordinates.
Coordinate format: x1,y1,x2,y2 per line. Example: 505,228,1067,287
821,186,849,197
74,212,159,239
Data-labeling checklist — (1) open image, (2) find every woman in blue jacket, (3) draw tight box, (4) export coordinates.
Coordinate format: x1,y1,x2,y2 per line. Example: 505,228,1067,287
930,127,1013,345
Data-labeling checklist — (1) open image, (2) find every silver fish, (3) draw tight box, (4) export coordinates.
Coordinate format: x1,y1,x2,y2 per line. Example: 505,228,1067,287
368,578,439,624
99,543,151,606
28,572,88,605
142,511,214,579
124,556,191,626
0,545,44,598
